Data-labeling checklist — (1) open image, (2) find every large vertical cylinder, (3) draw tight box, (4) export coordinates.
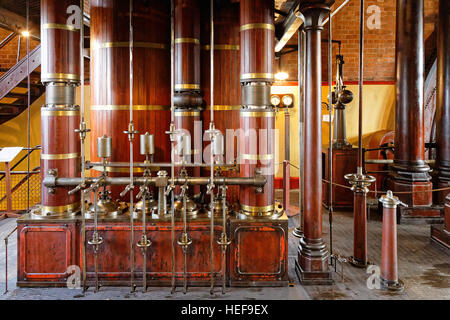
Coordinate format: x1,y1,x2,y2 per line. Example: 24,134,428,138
90,0,171,200
436,0,450,203
201,1,241,206
40,0,81,216
239,0,275,217
387,0,432,207
173,0,202,197
239,0,274,83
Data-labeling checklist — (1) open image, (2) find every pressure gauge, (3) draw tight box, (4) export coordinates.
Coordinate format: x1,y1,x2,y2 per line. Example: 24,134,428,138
271,95,281,107
282,94,293,107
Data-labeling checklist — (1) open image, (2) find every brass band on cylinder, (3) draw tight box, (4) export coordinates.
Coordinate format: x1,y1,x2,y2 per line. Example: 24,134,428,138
240,73,274,81
175,84,200,90
239,23,274,31
41,202,80,214
41,73,80,82
202,44,239,51
92,41,167,50
91,105,170,111
240,203,274,216
174,111,201,116
41,152,80,160
42,23,79,32
41,110,80,117
175,38,200,44
205,105,241,110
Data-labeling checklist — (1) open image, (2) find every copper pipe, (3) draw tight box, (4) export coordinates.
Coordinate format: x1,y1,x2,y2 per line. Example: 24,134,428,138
327,10,334,259
169,0,177,295
45,176,266,187
293,27,305,239
379,191,406,291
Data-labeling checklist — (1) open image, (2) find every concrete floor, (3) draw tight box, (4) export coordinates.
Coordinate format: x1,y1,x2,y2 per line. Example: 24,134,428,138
0,190,449,300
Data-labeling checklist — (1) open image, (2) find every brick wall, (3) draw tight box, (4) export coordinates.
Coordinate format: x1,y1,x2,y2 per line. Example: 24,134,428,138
277,0,438,82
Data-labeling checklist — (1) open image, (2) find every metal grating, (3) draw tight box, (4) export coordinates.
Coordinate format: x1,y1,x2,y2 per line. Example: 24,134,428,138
0,173,40,211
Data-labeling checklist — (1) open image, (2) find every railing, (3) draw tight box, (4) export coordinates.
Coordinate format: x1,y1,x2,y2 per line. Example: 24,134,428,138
0,146,41,212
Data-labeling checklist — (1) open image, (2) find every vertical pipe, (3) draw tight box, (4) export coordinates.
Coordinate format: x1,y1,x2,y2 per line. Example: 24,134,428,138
353,190,367,264
209,0,215,295
357,0,364,173
128,0,135,293
170,0,176,294
345,0,375,269
26,0,30,212
284,110,290,213
381,206,398,283
142,191,146,292
294,28,305,238
327,10,333,258
379,191,404,291
79,0,86,293
283,160,290,213
4,238,7,294
5,163,11,212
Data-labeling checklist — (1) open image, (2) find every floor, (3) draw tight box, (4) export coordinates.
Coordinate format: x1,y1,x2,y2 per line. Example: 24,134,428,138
0,190,449,300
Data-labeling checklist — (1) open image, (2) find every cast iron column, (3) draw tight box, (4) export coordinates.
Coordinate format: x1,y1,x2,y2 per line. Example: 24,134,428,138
387,0,435,223
435,0,450,204
431,0,450,251
295,1,334,285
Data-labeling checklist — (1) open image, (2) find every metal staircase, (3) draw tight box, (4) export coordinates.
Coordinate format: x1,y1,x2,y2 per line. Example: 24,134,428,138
0,44,44,125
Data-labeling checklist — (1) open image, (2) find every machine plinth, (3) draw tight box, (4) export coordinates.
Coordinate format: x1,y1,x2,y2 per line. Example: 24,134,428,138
16,213,288,288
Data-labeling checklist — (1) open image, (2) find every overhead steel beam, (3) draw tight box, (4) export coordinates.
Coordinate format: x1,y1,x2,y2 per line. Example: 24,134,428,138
275,1,301,52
